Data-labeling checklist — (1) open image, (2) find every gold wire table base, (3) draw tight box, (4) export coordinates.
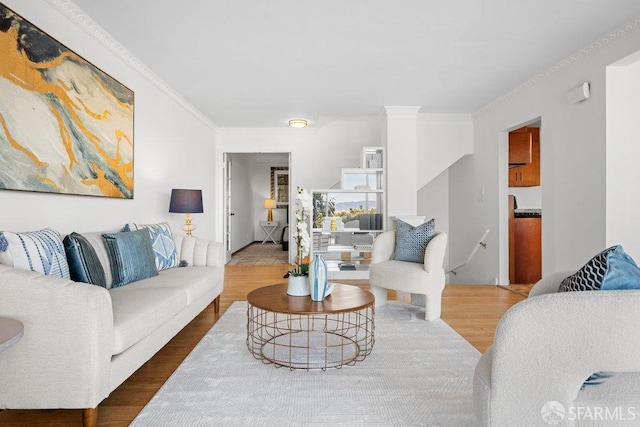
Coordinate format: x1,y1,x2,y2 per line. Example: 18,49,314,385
246,284,375,370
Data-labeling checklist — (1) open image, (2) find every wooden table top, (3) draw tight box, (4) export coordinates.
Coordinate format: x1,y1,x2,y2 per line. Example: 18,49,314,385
0,317,24,353
247,283,374,315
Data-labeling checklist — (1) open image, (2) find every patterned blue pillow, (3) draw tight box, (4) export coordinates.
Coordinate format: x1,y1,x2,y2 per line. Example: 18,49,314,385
393,218,436,263
559,245,627,292
122,222,178,271
103,229,158,288
63,232,107,287
0,228,70,278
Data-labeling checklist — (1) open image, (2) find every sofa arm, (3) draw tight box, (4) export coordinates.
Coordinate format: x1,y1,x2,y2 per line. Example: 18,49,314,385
528,270,575,298
371,231,395,264
0,265,112,409
486,290,640,425
176,236,225,267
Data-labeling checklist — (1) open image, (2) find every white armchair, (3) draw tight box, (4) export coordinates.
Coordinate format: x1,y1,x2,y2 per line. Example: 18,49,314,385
473,271,640,426
369,231,448,320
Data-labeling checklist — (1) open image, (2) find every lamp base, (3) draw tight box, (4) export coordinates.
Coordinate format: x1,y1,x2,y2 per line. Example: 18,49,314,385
267,209,273,222
182,213,197,236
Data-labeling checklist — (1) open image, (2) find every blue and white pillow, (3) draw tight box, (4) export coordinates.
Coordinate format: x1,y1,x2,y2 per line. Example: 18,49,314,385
559,245,640,292
394,218,436,263
0,228,70,278
122,222,179,270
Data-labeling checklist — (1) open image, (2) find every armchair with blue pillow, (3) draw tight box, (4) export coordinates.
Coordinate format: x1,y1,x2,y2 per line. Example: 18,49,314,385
369,218,448,321
473,245,640,426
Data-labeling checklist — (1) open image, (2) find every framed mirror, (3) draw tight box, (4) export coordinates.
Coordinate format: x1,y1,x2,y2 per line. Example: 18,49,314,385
270,167,289,208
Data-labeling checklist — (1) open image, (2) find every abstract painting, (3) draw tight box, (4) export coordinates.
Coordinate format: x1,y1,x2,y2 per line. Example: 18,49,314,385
0,3,134,199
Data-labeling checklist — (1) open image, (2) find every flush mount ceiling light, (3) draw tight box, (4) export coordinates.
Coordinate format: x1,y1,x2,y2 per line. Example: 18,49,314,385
288,118,308,128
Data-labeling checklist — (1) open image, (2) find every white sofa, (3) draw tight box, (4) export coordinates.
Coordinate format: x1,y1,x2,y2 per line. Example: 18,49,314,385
369,230,448,320
0,231,224,426
474,271,640,426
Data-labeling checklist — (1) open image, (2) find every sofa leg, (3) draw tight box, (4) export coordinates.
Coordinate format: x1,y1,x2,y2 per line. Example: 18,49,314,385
213,295,220,313
83,407,98,427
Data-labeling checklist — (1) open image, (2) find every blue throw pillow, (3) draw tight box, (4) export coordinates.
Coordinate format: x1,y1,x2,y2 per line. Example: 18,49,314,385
64,232,107,287
559,245,640,292
558,246,617,292
600,246,640,290
102,229,158,288
122,222,179,271
394,218,436,263
0,228,70,278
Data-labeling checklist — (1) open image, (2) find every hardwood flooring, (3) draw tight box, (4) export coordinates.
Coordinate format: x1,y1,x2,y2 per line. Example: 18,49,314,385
0,264,525,426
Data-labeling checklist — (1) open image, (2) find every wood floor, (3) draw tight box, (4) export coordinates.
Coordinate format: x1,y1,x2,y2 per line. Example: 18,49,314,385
0,264,525,426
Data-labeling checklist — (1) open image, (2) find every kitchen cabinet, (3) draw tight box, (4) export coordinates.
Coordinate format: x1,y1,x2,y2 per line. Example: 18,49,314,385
513,217,542,284
509,127,540,187
508,132,532,165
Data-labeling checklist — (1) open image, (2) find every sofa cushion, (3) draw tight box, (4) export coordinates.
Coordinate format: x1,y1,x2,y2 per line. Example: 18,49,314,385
124,266,221,305
110,286,188,355
103,229,158,288
370,260,430,294
0,228,70,278
122,222,179,271
394,218,435,263
63,232,107,287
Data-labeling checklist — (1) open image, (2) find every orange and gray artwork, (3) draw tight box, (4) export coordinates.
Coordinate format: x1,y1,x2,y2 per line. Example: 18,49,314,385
0,3,134,199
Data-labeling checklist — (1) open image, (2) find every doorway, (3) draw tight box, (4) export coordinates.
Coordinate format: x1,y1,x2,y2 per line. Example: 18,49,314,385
506,121,542,286
222,152,290,264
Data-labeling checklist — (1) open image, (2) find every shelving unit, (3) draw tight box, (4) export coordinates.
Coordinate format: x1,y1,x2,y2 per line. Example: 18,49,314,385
309,148,385,279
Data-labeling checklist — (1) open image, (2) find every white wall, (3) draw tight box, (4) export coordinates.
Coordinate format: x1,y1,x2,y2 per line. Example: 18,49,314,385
448,23,640,284
417,169,449,270
606,51,640,257
1,1,218,240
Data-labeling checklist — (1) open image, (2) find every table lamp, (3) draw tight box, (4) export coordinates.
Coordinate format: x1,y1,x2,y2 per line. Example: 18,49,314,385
169,189,203,236
264,199,276,221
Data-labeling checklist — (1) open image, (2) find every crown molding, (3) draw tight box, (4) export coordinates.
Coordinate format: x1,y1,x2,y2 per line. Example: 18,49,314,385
475,15,640,116
45,0,217,130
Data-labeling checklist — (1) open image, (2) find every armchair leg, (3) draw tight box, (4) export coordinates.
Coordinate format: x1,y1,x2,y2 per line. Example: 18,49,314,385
83,407,98,427
370,286,388,306
423,293,442,321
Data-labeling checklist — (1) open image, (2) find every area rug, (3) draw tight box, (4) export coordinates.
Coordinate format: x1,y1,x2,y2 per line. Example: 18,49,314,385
132,301,481,426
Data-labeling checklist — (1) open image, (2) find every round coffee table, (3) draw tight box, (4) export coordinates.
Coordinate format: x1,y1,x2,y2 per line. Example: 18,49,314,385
247,283,374,370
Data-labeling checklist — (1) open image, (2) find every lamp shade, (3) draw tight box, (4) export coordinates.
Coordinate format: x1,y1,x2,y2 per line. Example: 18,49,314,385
264,199,276,209
169,189,203,213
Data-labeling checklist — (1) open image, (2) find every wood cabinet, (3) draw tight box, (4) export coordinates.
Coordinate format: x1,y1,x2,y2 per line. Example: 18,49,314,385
508,132,532,165
513,217,542,284
509,127,540,187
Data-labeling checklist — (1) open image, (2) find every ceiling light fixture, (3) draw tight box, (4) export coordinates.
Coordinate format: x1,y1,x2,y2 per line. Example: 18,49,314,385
288,118,308,128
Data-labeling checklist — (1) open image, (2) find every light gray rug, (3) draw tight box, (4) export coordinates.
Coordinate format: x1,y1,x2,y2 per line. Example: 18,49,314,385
132,301,481,426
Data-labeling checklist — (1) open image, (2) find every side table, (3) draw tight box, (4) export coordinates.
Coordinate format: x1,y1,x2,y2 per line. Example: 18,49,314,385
0,317,24,353
259,220,279,244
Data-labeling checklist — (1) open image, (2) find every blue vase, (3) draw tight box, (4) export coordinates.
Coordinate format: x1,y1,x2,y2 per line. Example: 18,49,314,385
310,254,331,301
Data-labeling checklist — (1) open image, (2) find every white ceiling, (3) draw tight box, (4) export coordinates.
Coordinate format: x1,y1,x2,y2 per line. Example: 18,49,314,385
72,0,640,128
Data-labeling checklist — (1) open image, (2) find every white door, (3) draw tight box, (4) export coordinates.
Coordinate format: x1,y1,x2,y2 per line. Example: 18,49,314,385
224,154,234,263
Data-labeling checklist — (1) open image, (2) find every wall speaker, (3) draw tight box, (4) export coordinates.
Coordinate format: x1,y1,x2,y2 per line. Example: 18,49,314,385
567,82,590,104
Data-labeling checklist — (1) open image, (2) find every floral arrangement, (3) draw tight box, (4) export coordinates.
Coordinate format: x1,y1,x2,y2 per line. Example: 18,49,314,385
290,187,312,277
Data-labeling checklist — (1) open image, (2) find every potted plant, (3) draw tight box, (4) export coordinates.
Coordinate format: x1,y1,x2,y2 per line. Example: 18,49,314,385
286,187,312,296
